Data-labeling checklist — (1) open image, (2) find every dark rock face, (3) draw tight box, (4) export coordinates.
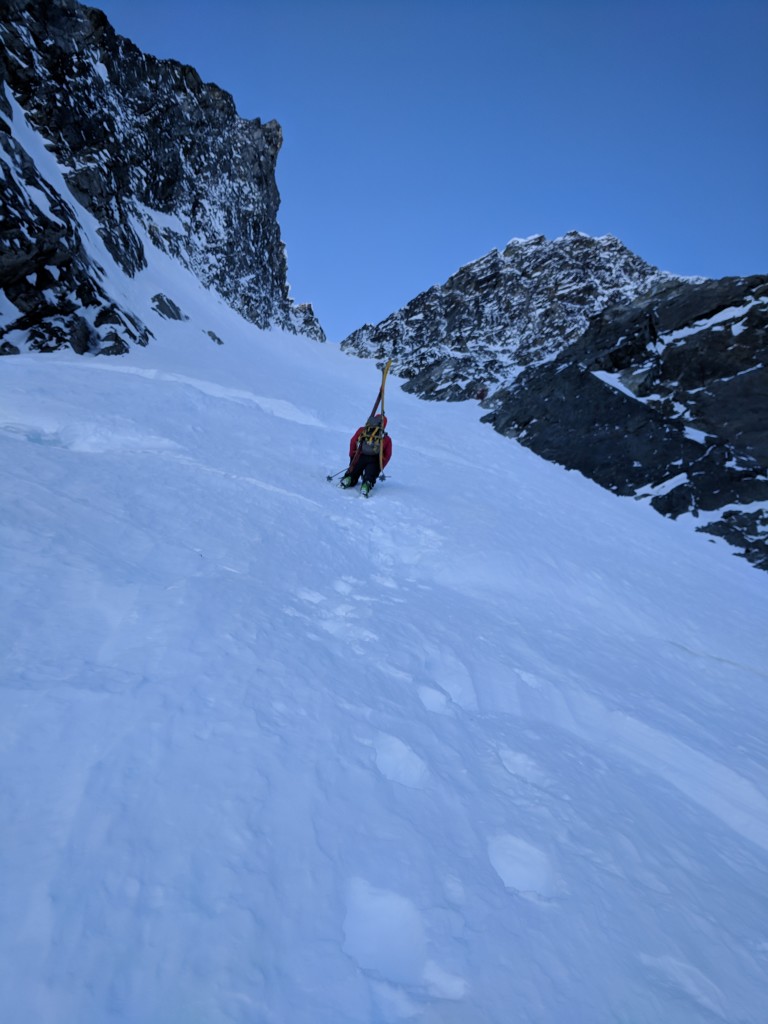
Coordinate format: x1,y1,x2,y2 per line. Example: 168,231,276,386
0,0,324,354
342,235,768,571
482,274,768,569
151,294,189,321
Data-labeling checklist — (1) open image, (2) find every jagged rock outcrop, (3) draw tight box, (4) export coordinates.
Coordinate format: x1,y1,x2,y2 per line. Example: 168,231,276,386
0,0,324,354
341,234,768,571
341,233,676,399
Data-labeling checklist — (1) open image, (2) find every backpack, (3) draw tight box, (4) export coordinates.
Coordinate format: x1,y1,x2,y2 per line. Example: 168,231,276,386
360,414,386,456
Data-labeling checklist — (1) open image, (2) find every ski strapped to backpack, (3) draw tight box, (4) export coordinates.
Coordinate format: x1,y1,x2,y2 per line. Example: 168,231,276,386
349,359,392,476
377,358,391,472
326,359,393,483
369,358,392,421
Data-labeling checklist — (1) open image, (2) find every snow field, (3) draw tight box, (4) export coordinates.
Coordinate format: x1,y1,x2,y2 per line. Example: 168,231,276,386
1,279,768,1022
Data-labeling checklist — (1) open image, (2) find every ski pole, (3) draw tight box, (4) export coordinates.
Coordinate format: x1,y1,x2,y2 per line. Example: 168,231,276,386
326,467,349,481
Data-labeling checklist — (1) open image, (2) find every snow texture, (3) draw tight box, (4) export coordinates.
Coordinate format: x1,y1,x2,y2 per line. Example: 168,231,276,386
1,241,767,1023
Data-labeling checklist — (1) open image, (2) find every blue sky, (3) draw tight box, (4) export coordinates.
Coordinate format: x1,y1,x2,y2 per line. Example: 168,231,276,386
94,0,768,342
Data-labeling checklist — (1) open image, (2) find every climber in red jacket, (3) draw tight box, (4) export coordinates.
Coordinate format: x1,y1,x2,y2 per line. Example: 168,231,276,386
340,413,392,497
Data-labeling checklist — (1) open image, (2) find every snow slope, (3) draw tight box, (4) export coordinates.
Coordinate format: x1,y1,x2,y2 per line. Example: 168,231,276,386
2,252,768,1023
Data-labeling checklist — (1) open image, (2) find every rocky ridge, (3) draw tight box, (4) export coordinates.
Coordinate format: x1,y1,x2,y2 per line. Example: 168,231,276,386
342,233,677,400
341,234,768,571
0,0,324,355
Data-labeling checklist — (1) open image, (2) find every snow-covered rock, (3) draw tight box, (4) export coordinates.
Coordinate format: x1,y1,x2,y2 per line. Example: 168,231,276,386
341,232,676,399
0,0,324,355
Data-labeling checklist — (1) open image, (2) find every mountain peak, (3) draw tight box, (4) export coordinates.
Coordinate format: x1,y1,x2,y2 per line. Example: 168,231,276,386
341,231,674,400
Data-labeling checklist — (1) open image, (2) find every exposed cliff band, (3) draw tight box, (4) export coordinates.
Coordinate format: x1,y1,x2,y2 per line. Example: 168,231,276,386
0,0,324,355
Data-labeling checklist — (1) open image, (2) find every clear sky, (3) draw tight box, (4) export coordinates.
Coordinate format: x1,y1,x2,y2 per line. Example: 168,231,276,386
93,0,768,342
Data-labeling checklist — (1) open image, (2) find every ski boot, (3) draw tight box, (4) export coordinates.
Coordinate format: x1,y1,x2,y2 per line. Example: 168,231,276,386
340,475,353,489
361,481,372,498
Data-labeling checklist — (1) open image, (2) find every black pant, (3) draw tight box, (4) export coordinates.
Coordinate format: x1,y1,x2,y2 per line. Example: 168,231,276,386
349,453,381,487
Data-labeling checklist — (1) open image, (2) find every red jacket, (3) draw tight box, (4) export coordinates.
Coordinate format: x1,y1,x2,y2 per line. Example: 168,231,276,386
349,426,392,468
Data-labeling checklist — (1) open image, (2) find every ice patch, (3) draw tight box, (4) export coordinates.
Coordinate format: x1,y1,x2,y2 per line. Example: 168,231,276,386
488,835,561,899
417,685,451,714
343,879,427,985
343,880,467,1006
374,733,429,788
421,643,478,710
497,749,550,787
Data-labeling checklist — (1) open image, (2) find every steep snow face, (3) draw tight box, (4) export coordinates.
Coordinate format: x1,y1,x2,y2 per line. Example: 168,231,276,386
341,232,677,399
1,245,767,1023
0,0,324,354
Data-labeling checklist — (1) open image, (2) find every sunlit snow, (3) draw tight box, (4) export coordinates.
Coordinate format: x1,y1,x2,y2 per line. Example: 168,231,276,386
2,287,767,1024
1,126,767,1021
